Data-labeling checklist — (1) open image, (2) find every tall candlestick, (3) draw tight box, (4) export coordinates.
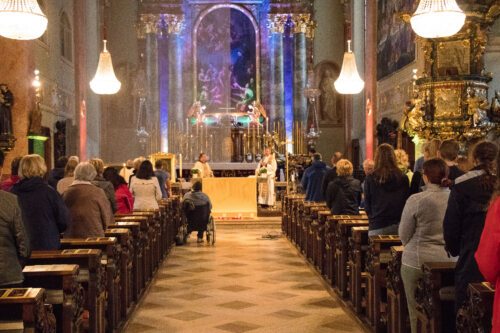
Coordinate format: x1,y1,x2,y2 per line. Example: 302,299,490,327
266,118,269,134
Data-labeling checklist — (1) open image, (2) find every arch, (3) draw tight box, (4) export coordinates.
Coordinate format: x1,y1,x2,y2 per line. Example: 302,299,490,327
60,10,73,61
192,4,260,104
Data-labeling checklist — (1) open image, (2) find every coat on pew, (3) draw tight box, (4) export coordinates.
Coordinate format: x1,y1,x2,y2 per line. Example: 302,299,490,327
12,177,69,250
475,197,500,332
63,183,113,238
0,191,30,286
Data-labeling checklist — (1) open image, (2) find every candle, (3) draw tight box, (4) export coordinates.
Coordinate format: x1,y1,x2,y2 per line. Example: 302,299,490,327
266,118,269,134
179,153,182,181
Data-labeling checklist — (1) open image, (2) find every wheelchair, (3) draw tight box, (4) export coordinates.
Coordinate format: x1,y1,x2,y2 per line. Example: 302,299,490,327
181,201,216,246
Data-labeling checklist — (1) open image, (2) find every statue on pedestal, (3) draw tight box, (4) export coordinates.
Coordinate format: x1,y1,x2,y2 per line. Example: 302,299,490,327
0,84,13,136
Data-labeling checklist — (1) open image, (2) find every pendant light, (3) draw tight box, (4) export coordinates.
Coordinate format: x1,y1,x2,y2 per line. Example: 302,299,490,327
90,39,121,94
410,0,465,39
334,40,364,95
0,0,48,40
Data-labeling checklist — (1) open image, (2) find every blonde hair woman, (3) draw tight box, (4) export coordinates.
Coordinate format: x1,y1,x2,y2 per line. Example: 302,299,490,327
89,158,117,213
325,159,362,215
12,154,69,250
394,149,414,183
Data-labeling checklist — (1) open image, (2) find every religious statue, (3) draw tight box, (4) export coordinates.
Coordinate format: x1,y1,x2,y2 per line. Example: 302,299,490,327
466,87,490,127
319,69,339,123
0,84,14,135
255,147,277,207
490,90,500,122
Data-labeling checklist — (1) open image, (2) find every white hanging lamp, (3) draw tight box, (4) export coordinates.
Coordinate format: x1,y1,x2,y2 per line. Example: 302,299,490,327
0,0,48,40
90,39,121,95
410,0,465,39
334,40,364,95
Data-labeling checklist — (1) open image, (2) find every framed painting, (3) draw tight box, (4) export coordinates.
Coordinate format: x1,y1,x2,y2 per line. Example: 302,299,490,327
377,0,416,80
149,152,176,182
314,61,344,127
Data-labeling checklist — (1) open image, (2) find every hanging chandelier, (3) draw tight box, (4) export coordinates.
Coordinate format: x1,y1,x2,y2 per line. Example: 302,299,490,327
90,40,121,95
0,0,48,40
334,40,364,95
410,0,465,39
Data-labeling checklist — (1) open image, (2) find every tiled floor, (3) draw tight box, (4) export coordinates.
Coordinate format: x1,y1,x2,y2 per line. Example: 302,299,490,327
124,227,365,333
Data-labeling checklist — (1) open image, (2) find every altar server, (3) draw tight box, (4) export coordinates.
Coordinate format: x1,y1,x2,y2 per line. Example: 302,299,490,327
193,153,214,178
256,147,277,207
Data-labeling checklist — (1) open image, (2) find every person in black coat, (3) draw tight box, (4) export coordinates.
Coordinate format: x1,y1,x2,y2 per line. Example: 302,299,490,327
438,139,465,182
364,144,410,236
325,159,362,215
302,153,329,202
47,156,68,189
12,154,69,250
443,141,498,310
321,152,343,198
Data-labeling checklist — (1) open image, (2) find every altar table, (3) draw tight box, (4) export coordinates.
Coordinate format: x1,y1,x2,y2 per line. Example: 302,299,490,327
202,177,257,218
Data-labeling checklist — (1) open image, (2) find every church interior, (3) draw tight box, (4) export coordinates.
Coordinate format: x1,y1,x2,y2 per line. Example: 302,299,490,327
0,0,500,332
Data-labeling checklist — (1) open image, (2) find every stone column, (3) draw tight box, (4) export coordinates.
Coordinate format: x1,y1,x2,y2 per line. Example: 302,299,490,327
165,14,185,154
291,14,314,154
267,14,287,148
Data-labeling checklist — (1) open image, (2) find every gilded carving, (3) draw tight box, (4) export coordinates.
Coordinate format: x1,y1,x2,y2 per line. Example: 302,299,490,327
289,13,316,38
267,14,288,34
137,14,161,38
163,14,185,34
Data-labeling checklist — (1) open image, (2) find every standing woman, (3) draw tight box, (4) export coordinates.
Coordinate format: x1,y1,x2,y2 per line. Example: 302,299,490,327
475,152,500,332
364,144,409,236
103,167,134,214
398,159,456,332
129,160,162,210
443,141,498,310
12,154,69,250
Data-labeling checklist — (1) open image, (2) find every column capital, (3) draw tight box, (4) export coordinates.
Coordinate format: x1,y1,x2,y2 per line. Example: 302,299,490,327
267,14,288,34
137,14,161,39
163,14,185,34
289,13,316,38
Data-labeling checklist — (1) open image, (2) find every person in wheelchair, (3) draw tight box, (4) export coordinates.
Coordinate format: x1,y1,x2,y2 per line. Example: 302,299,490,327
183,181,212,243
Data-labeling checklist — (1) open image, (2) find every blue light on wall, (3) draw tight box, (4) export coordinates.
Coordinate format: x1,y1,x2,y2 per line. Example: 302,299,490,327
159,29,169,152
283,19,294,153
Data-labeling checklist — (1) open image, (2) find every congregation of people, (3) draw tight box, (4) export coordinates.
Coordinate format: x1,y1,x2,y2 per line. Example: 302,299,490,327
0,152,171,287
299,139,500,332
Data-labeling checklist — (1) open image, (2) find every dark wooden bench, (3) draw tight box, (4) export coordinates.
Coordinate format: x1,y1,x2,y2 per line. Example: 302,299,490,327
366,235,402,332
348,226,369,314
60,237,121,331
23,264,84,333
28,250,106,333
108,221,143,301
105,228,134,319
131,210,161,271
306,205,326,263
0,288,56,333
456,282,495,333
314,210,331,273
386,246,410,333
334,218,369,298
114,215,152,285
290,197,304,246
415,261,456,333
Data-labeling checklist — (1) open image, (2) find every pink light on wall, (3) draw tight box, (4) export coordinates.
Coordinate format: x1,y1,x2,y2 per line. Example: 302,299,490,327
366,98,374,160
79,100,87,161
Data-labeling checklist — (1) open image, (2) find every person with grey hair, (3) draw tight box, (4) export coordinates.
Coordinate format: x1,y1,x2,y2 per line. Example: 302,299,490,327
62,162,113,238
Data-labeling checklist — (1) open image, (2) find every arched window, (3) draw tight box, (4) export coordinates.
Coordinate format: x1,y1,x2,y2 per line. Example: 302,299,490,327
60,11,73,62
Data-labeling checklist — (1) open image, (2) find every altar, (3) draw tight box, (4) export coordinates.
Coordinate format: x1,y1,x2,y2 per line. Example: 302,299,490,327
202,177,257,219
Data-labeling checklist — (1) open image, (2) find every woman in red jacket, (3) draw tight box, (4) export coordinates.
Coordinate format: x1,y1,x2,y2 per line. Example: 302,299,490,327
475,154,500,332
104,167,134,214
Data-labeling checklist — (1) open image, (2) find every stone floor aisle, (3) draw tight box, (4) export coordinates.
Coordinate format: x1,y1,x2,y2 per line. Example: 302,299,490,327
124,228,365,333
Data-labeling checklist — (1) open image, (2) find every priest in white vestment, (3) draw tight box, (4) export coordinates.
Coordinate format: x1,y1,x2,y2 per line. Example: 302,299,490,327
255,147,277,206
192,153,214,178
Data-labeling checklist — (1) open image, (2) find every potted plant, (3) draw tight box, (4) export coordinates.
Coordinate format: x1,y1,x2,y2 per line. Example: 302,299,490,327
258,167,268,178
191,168,200,179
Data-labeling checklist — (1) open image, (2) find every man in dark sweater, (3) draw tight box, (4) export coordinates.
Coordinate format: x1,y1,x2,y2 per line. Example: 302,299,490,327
321,151,343,197
302,153,328,202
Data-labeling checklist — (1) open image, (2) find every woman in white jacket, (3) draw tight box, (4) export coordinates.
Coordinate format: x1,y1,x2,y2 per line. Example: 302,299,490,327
130,160,162,210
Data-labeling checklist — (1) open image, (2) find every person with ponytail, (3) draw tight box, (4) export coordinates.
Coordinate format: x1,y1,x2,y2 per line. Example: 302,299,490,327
399,158,456,333
475,150,500,332
443,140,499,311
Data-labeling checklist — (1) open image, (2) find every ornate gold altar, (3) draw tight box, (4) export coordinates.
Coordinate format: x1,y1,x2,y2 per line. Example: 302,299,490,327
403,2,500,142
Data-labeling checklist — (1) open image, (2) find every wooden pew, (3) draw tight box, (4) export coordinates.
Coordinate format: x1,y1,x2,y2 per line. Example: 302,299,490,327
290,197,303,246
28,250,106,333
456,282,495,333
60,238,121,332
23,264,84,333
334,218,369,298
132,210,161,271
305,205,326,263
314,210,331,273
105,228,134,319
114,215,152,285
386,246,410,333
0,288,56,333
348,226,369,314
108,221,143,301
366,235,402,333
293,198,305,250
415,261,456,333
